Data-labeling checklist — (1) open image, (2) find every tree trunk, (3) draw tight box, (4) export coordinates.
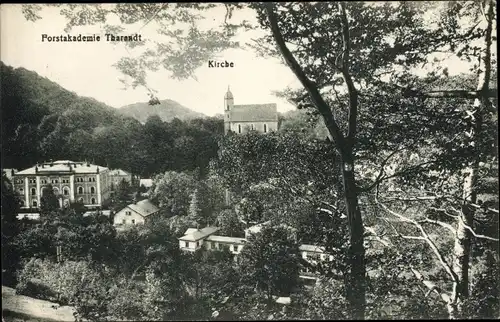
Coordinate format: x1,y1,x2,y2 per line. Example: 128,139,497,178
342,155,366,319
264,2,366,318
450,0,494,318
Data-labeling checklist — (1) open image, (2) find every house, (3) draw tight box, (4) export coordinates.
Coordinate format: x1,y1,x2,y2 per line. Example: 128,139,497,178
178,227,220,252
113,199,160,227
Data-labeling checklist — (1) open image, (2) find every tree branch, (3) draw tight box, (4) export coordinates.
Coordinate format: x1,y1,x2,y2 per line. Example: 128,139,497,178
338,2,358,146
264,2,348,155
375,194,459,283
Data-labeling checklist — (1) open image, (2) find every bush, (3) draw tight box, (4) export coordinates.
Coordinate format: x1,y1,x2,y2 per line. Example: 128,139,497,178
16,258,100,306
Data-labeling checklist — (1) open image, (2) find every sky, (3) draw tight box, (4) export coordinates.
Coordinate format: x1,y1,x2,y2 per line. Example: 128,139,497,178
1,4,490,117
0,4,300,116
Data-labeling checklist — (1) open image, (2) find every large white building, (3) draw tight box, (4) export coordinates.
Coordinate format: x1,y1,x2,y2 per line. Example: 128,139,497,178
12,160,112,209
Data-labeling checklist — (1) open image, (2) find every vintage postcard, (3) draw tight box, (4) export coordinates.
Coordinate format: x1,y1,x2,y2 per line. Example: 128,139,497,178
1,2,498,321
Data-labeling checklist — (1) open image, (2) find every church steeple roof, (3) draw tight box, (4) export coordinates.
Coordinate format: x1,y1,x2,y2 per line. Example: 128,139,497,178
224,86,233,99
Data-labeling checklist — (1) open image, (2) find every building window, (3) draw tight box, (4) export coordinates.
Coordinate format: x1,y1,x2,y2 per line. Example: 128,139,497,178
91,198,96,204
131,219,135,224
78,187,84,194
19,188,24,193
126,211,131,216
90,187,95,194
32,200,38,207
238,124,241,133
264,124,267,133
31,188,36,195
20,200,25,207
41,179,47,184
63,187,69,195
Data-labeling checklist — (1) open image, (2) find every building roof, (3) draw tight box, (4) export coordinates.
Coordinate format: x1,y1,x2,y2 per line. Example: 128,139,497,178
14,160,108,176
206,235,247,244
140,179,153,188
179,226,220,242
109,169,130,176
127,199,159,218
229,104,278,122
300,244,326,253
83,210,112,217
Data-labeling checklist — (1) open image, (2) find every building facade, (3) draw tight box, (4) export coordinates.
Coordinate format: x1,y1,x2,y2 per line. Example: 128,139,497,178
12,160,112,209
113,199,160,228
223,87,279,135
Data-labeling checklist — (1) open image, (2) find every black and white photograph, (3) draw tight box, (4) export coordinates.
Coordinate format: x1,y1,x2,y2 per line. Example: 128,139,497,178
1,2,498,321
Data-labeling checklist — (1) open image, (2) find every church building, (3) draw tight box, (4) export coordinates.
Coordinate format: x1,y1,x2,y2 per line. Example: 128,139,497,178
223,87,279,135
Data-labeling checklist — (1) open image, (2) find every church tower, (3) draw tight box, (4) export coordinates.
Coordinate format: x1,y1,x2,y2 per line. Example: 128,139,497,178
224,86,234,135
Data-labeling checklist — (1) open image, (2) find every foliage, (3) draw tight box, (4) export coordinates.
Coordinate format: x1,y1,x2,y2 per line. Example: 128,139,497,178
1,172,22,286
238,225,301,299
150,171,197,217
215,209,244,238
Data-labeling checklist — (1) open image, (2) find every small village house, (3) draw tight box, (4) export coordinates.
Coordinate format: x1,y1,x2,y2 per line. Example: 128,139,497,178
113,199,160,228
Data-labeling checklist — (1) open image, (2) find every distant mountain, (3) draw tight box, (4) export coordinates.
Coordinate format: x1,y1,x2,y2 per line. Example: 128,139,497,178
118,99,206,123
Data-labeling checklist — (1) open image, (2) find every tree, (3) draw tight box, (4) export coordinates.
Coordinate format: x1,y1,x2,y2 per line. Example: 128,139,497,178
215,209,244,238
238,225,301,300
1,172,22,286
150,171,197,217
112,179,133,211
187,189,203,228
40,183,60,216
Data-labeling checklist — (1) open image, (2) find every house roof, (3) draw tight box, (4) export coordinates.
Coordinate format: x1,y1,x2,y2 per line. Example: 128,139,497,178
14,160,108,175
299,244,326,253
229,104,278,122
83,210,112,217
206,235,247,244
127,199,159,218
179,226,220,242
109,169,130,176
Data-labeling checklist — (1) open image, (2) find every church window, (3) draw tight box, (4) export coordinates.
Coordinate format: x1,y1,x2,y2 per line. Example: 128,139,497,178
90,187,96,194
264,124,268,133
31,188,36,195
78,186,84,194
53,187,59,194
63,187,69,195
32,200,37,207
91,198,96,204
